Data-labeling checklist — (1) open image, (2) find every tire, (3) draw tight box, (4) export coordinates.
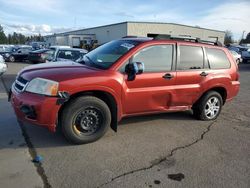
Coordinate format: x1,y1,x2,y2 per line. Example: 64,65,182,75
61,96,111,144
192,91,223,121
9,56,15,62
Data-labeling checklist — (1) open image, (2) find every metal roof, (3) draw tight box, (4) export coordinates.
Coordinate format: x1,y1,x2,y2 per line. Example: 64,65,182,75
44,21,225,37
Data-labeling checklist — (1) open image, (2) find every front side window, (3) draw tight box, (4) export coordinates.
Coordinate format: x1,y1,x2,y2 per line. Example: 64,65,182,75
132,45,173,72
178,46,204,70
83,40,140,69
206,48,230,69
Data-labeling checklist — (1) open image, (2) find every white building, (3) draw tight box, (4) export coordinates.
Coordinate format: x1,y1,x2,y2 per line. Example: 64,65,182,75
44,21,225,47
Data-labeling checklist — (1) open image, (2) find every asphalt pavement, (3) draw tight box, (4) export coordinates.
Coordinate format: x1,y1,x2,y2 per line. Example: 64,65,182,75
0,66,43,188
0,62,249,188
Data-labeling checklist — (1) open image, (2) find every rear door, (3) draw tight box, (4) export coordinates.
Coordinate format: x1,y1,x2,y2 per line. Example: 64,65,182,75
174,43,208,106
122,43,176,115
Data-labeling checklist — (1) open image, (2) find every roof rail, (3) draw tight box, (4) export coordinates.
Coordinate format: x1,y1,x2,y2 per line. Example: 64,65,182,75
149,34,223,47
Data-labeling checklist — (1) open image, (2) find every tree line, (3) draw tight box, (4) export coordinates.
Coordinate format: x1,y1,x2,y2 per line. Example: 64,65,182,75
223,30,250,46
0,24,44,45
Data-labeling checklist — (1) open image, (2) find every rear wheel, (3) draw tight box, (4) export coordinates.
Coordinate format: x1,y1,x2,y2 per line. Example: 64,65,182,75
193,91,223,121
61,96,111,144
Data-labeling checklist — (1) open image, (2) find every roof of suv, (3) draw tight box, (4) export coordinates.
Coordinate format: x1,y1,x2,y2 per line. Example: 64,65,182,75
121,35,223,47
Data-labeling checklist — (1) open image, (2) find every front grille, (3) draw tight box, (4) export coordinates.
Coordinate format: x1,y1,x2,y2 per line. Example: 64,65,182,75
14,76,29,92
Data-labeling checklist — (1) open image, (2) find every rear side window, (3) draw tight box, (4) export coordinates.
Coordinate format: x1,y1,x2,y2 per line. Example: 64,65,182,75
178,46,204,70
206,48,230,69
132,45,173,72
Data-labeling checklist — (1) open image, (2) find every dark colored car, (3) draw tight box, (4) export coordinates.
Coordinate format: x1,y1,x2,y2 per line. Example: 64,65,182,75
0,46,18,62
28,49,54,64
10,36,240,144
10,46,33,62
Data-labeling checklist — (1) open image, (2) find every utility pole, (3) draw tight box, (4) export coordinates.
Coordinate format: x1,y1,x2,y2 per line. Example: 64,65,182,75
241,30,245,40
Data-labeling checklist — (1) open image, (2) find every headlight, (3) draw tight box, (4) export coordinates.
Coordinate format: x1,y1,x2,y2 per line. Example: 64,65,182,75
25,78,59,96
5,53,10,57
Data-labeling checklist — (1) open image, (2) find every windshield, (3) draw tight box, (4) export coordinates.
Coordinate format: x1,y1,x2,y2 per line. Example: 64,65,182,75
83,40,140,69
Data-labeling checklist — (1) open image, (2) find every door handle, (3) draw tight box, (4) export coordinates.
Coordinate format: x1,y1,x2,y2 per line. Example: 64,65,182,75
162,73,173,79
200,72,208,77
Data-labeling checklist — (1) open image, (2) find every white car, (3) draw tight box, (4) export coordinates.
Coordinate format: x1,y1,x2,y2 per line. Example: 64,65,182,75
230,50,242,64
0,55,7,76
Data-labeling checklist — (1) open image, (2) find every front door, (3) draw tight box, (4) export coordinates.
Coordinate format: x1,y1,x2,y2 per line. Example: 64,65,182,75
122,44,176,115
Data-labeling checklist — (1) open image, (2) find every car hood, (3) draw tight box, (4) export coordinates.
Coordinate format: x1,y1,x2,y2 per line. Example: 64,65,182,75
19,61,102,82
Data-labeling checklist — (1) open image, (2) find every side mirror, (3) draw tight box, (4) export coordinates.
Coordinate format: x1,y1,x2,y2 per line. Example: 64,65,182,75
125,62,144,81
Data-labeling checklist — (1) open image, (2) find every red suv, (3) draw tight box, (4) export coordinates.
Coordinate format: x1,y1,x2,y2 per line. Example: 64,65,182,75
10,36,240,144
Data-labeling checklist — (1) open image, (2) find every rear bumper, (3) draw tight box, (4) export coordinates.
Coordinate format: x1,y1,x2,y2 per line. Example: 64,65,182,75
28,56,45,63
10,86,61,132
226,81,240,102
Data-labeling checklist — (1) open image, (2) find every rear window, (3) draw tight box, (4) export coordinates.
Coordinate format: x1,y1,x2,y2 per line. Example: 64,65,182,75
206,48,231,69
178,46,204,70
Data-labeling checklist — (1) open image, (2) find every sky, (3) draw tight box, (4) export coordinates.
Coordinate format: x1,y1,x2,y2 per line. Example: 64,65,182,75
0,0,249,40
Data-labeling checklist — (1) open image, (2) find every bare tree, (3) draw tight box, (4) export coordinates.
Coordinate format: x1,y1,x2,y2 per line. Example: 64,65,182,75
224,30,233,46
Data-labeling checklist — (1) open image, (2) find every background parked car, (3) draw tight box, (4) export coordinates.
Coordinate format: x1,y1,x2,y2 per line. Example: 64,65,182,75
0,55,7,76
9,46,33,62
228,45,248,54
241,48,250,63
230,50,242,64
29,47,87,63
0,46,18,62
54,48,88,62
30,42,47,50
28,49,54,64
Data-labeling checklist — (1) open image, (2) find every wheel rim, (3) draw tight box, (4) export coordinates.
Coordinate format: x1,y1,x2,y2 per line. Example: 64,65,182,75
9,56,14,62
204,97,220,119
73,107,103,136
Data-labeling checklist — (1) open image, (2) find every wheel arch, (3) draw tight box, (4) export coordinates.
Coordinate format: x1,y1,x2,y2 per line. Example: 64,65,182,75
194,86,227,107
58,90,119,132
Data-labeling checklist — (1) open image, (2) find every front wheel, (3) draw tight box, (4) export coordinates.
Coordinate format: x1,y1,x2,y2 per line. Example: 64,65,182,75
9,56,15,62
61,96,111,144
192,91,223,121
